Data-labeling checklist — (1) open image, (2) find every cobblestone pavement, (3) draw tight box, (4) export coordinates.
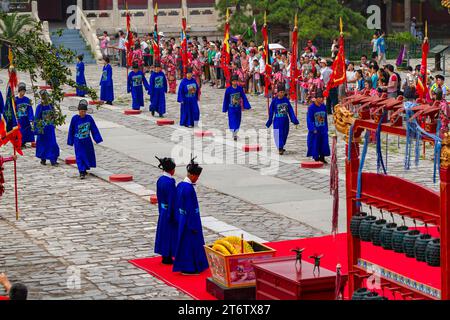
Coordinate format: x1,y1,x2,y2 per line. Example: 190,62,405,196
0,63,442,299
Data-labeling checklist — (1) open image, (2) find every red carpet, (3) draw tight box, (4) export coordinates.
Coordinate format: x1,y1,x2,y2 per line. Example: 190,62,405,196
129,230,440,300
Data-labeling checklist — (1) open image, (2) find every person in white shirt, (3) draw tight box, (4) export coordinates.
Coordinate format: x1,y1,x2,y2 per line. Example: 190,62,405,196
118,30,127,67
346,63,357,91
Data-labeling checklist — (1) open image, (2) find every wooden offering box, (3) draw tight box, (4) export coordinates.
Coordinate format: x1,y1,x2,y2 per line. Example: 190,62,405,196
252,256,347,300
204,242,276,288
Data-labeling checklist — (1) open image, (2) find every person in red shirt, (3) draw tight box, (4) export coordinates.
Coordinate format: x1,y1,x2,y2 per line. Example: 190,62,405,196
0,273,28,300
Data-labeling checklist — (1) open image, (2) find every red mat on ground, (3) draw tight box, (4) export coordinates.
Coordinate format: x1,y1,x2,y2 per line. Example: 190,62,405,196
129,230,440,300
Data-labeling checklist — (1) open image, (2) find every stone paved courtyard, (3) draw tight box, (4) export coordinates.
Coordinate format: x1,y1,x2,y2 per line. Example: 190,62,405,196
0,63,444,299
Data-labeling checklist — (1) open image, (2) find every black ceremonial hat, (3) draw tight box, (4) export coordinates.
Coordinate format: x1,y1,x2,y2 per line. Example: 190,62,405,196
78,99,88,111
155,156,176,172
186,155,202,176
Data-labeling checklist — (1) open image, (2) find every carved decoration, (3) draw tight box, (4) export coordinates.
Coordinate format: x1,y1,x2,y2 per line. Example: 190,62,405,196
333,104,356,143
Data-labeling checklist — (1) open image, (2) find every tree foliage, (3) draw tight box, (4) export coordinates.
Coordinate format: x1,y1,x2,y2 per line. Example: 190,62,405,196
0,12,98,128
216,0,371,41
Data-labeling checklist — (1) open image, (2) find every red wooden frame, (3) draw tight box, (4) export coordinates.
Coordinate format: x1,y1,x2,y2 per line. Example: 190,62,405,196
345,120,449,300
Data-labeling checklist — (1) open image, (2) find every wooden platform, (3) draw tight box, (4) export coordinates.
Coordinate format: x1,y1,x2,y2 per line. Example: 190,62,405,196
206,277,256,300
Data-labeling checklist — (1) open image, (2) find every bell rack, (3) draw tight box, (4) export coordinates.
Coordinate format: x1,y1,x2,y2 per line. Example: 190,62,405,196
339,96,450,300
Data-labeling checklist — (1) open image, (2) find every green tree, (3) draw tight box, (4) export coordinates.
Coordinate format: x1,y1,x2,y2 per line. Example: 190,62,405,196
0,12,98,129
0,12,35,40
216,0,370,41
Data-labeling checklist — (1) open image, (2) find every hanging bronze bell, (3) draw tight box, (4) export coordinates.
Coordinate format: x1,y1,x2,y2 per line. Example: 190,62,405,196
350,212,368,238
402,230,421,258
392,226,409,253
380,223,397,250
359,216,377,242
425,238,440,267
370,219,387,246
414,234,433,262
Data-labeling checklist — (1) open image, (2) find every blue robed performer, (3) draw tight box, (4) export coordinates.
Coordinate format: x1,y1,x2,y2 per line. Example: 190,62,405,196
76,55,87,97
15,82,35,146
127,61,149,111
177,67,200,128
100,57,114,105
67,100,103,179
266,84,299,155
173,156,209,275
148,62,168,117
154,156,178,265
222,74,251,141
306,90,330,163
34,90,60,166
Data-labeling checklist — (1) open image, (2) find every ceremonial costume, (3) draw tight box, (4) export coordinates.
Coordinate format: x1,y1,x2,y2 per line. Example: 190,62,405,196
148,69,168,116
307,94,330,162
178,70,200,127
100,63,114,104
162,53,177,93
127,68,149,110
154,157,178,265
266,88,299,153
34,92,60,165
222,80,250,139
67,100,103,179
15,83,34,145
76,59,87,97
173,158,209,274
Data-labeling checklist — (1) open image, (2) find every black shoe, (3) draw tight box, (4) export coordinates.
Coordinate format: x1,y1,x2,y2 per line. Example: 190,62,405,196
159,113,163,118
233,135,238,141
51,162,59,166
279,149,285,155
151,111,155,116
80,171,87,179
21,144,27,149
106,101,113,105
40,159,46,165
161,257,174,265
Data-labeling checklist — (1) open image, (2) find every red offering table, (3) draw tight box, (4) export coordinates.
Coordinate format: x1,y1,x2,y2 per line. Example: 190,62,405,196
252,256,346,300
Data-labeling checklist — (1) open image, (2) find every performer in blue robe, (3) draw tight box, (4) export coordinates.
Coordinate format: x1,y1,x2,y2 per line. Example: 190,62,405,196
173,157,209,275
307,90,330,163
154,156,178,265
15,82,35,147
148,62,168,117
222,75,251,141
67,100,103,179
266,84,300,155
177,67,200,128
76,55,87,97
127,61,149,111
34,90,60,166
0,89,4,116
100,57,114,105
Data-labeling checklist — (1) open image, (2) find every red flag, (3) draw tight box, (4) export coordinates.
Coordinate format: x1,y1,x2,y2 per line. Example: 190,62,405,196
417,38,429,100
153,4,161,63
324,34,346,97
125,9,134,67
289,22,298,101
221,10,231,87
0,78,23,155
181,16,188,75
262,23,271,96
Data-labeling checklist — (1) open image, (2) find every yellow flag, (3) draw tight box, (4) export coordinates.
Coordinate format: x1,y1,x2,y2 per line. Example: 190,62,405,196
154,3,158,15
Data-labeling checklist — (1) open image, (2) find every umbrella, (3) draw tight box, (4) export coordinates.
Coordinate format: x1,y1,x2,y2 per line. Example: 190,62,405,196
269,43,286,50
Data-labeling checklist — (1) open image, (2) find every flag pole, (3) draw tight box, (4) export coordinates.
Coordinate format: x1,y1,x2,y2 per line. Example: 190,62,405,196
294,13,298,117
264,11,269,116
8,47,19,220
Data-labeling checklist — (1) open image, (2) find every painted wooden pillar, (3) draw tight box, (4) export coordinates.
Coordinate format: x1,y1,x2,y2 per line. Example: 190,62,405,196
440,166,450,299
346,137,361,297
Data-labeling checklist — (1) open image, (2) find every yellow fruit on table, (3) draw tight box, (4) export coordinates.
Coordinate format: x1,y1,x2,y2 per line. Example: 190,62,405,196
222,236,254,254
214,240,237,254
212,244,231,255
